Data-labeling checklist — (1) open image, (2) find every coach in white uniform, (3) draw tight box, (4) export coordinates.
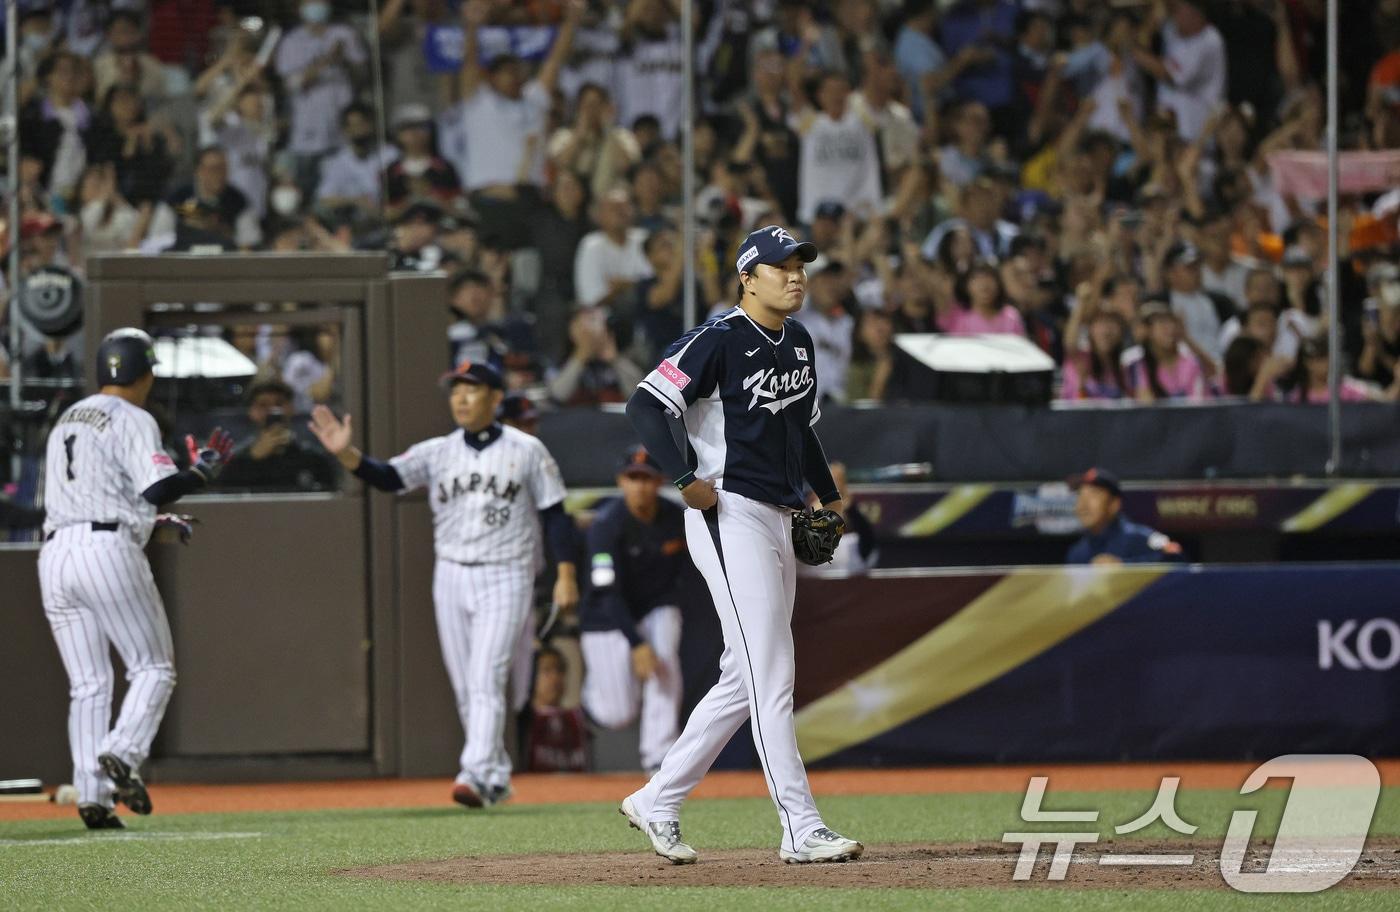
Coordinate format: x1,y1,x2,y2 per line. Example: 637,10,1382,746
39,328,233,829
309,360,578,808
618,226,863,865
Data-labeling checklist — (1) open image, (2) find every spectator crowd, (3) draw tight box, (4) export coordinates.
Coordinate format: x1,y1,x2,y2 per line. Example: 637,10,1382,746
5,0,1400,772
3,0,1400,410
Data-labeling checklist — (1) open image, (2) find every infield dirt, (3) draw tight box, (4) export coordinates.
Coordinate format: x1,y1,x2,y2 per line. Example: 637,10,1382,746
341,837,1400,891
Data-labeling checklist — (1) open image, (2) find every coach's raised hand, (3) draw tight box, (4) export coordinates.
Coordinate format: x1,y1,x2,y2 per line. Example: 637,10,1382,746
308,405,352,452
308,405,363,470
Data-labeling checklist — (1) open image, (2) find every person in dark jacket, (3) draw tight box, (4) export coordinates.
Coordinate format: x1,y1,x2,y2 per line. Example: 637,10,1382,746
1067,467,1185,565
218,380,338,492
18,51,93,199
578,446,691,773
85,85,175,204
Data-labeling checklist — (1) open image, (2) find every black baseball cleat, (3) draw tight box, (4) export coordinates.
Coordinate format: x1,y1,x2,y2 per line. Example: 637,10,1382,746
451,780,486,809
78,804,125,830
98,752,153,815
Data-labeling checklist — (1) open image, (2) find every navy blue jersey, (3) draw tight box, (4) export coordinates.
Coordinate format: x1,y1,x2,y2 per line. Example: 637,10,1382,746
1066,513,1186,564
579,496,689,644
637,306,822,510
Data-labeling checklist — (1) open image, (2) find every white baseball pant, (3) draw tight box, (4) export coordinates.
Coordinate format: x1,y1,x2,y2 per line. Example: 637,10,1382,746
631,489,823,854
38,526,176,808
432,559,533,789
509,608,535,713
580,605,682,771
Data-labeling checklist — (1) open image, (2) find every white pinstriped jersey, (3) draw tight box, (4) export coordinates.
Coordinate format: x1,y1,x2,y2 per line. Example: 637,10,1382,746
390,425,566,565
41,394,179,546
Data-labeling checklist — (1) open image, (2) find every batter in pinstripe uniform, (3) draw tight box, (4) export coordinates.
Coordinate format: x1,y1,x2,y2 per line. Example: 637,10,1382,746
308,360,578,807
578,445,688,773
39,328,233,830
619,225,863,865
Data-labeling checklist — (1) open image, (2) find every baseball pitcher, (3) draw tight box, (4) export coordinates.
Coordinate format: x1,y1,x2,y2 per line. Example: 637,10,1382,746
618,226,861,864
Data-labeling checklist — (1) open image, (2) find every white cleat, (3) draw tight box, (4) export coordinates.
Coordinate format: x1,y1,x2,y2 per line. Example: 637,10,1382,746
780,827,865,864
619,795,698,865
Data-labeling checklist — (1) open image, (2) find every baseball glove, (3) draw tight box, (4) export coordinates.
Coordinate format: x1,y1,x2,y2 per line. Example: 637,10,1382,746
792,508,846,566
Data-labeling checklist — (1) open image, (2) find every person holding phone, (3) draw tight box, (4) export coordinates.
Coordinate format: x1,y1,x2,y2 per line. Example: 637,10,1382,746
218,379,339,492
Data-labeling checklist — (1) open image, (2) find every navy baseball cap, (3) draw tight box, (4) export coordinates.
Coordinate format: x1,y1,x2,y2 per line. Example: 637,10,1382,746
440,358,504,391
735,225,818,276
1070,467,1123,498
618,445,663,478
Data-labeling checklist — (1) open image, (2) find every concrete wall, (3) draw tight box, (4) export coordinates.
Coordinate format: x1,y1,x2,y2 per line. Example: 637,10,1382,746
1,546,75,783
151,497,370,757
0,256,469,785
1,497,373,784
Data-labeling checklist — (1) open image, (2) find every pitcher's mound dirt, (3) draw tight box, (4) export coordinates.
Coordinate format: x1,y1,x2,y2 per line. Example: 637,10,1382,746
341,837,1400,890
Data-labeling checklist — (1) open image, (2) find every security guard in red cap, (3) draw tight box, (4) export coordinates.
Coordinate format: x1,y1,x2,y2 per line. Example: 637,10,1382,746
1067,468,1185,565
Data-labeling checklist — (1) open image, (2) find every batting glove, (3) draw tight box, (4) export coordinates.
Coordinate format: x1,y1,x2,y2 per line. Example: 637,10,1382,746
185,428,235,482
155,513,200,545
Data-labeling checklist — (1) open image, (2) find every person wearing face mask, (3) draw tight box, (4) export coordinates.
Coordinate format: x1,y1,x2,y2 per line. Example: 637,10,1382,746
17,7,58,84
276,0,367,199
385,104,463,213
314,102,399,217
268,173,305,224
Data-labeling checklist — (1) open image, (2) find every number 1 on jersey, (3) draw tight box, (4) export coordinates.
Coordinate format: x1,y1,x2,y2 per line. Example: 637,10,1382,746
64,434,78,481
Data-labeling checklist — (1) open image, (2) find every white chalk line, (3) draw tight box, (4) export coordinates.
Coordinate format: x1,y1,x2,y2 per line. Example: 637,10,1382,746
0,831,264,848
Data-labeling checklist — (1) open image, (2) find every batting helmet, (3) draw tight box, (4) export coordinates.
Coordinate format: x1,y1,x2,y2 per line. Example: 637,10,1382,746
95,328,158,386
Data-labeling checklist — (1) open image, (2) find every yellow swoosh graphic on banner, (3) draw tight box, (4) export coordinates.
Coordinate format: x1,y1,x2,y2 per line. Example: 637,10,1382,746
795,566,1168,762
899,484,997,537
1280,484,1376,533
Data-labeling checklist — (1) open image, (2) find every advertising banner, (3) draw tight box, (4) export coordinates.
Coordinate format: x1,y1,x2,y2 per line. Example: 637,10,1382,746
792,565,1400,765
852,481,1400,539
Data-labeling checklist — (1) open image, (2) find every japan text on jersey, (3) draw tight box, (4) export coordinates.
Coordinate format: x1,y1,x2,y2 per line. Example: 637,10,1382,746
42,394,179,545
639,307,822,510
388,424,566,565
